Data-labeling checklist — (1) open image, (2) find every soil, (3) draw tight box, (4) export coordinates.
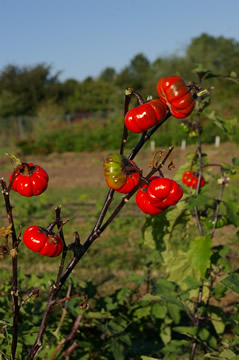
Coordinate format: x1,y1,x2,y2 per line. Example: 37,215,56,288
1,142,238,189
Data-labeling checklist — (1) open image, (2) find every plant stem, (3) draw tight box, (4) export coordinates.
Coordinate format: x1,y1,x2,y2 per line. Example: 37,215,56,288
28,96,172,358
0,179,20,360
211,182,226,238
190,95,204,360
128,111,171,160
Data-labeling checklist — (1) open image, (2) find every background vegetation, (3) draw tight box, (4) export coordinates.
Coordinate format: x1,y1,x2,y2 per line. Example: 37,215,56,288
1,32,239,360
1,33,239,155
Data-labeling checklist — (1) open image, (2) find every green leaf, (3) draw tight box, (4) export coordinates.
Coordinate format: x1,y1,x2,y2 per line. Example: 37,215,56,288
110,338,124,360
210,313,225,335
187,235,212,278
183,276,202,289
207,111,237,136
232,157,239,167
224,201,239,227
133,306,151,319
222,271,239,294
160,339,189,354
220,349,237,359
186,193,213,211
167,303,181,324
141,357,160,360
141,294,162,303
87,311,113,319
143,226,157,250
173,326,197,337
152,303,167,319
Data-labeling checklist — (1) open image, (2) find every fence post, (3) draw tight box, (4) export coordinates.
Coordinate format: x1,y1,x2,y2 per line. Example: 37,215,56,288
150,140,155,152
181,139,186,150
66,114,71,124
17,117,24,139
215,136,220,147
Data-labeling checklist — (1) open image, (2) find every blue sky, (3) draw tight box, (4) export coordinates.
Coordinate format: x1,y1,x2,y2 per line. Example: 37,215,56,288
0,0,239,81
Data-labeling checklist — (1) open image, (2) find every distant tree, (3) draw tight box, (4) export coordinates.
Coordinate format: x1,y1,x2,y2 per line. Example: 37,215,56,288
187,33,239,73
0,90,22,117
65,79,122,113
0,64,61,116
116,53,151,90
99,67,116,82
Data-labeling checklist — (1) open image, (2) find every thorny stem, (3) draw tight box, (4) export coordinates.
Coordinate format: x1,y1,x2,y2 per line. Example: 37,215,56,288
27,144,175,359
28,93,172,358
211,181,226,238
120,89,144,155
0,179,20,359
190,84,226,360
128,111,171,160
55,207,68,284
190,91,204,360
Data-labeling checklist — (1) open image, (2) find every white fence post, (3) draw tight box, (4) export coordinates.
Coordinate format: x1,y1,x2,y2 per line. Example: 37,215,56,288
181,139,186,150
215,136,220,147
150,140,155,152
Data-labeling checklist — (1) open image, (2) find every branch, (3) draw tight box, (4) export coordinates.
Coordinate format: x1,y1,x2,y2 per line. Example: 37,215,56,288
28,94,172,358
1,178,20,359
20,288,40,308
128,111,171,161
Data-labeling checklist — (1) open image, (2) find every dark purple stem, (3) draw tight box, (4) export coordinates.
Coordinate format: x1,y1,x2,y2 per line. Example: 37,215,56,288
0,179,20,359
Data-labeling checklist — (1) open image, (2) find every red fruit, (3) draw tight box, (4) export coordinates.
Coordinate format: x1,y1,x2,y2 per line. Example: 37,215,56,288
136,187,164,215
136,176,183,215
104,153,140,193
157,75,195,119
182,171,205,189
23,225,63,257
124,98,168,133
9,163,48,197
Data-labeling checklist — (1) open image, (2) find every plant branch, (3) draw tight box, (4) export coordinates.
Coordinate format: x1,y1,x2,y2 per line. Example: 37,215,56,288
128,111,171,161
210,181,226,238
190,92,204,360
28,95,172,359
1,179,20,359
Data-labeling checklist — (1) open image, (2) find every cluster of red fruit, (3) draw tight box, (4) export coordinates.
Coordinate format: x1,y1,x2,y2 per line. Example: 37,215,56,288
9,163,63,257
103,153,183,215
103,75,196,214
8,75,197,256
125,75,195,133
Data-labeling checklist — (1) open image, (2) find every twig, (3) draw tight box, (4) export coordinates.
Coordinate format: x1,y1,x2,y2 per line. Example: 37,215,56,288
50,315,82,360
128,111,171,161
55,207,68,284
28,97,172,359
120,89,144,155
1,179,20,359
20,288,40,308
190,92,204,360
210,181,226,238
53,281,72,337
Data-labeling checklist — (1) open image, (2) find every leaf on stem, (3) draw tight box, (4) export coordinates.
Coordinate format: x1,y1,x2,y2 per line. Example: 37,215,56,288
187,235,212,278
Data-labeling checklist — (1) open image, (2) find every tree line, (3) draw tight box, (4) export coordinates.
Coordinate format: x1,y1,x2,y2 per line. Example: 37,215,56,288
0,33,239,118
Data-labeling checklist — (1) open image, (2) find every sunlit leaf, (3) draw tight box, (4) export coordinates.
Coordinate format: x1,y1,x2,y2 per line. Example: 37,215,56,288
187,235,212,278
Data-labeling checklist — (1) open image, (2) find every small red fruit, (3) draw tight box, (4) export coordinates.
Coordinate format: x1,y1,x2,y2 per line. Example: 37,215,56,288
23,225,63,257
182,171,205,189
157,75,195,119
136,176,183,215
104,153,140,193
9,163,49,197
124,98,168,133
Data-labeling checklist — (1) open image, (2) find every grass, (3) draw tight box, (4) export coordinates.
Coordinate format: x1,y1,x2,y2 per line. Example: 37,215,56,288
0,143,238,287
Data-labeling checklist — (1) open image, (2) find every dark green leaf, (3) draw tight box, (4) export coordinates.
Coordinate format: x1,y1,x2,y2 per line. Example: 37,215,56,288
152,303,167,319
222,271,239,294
187,235,212,277
173,326,197,337
224,201,239,227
